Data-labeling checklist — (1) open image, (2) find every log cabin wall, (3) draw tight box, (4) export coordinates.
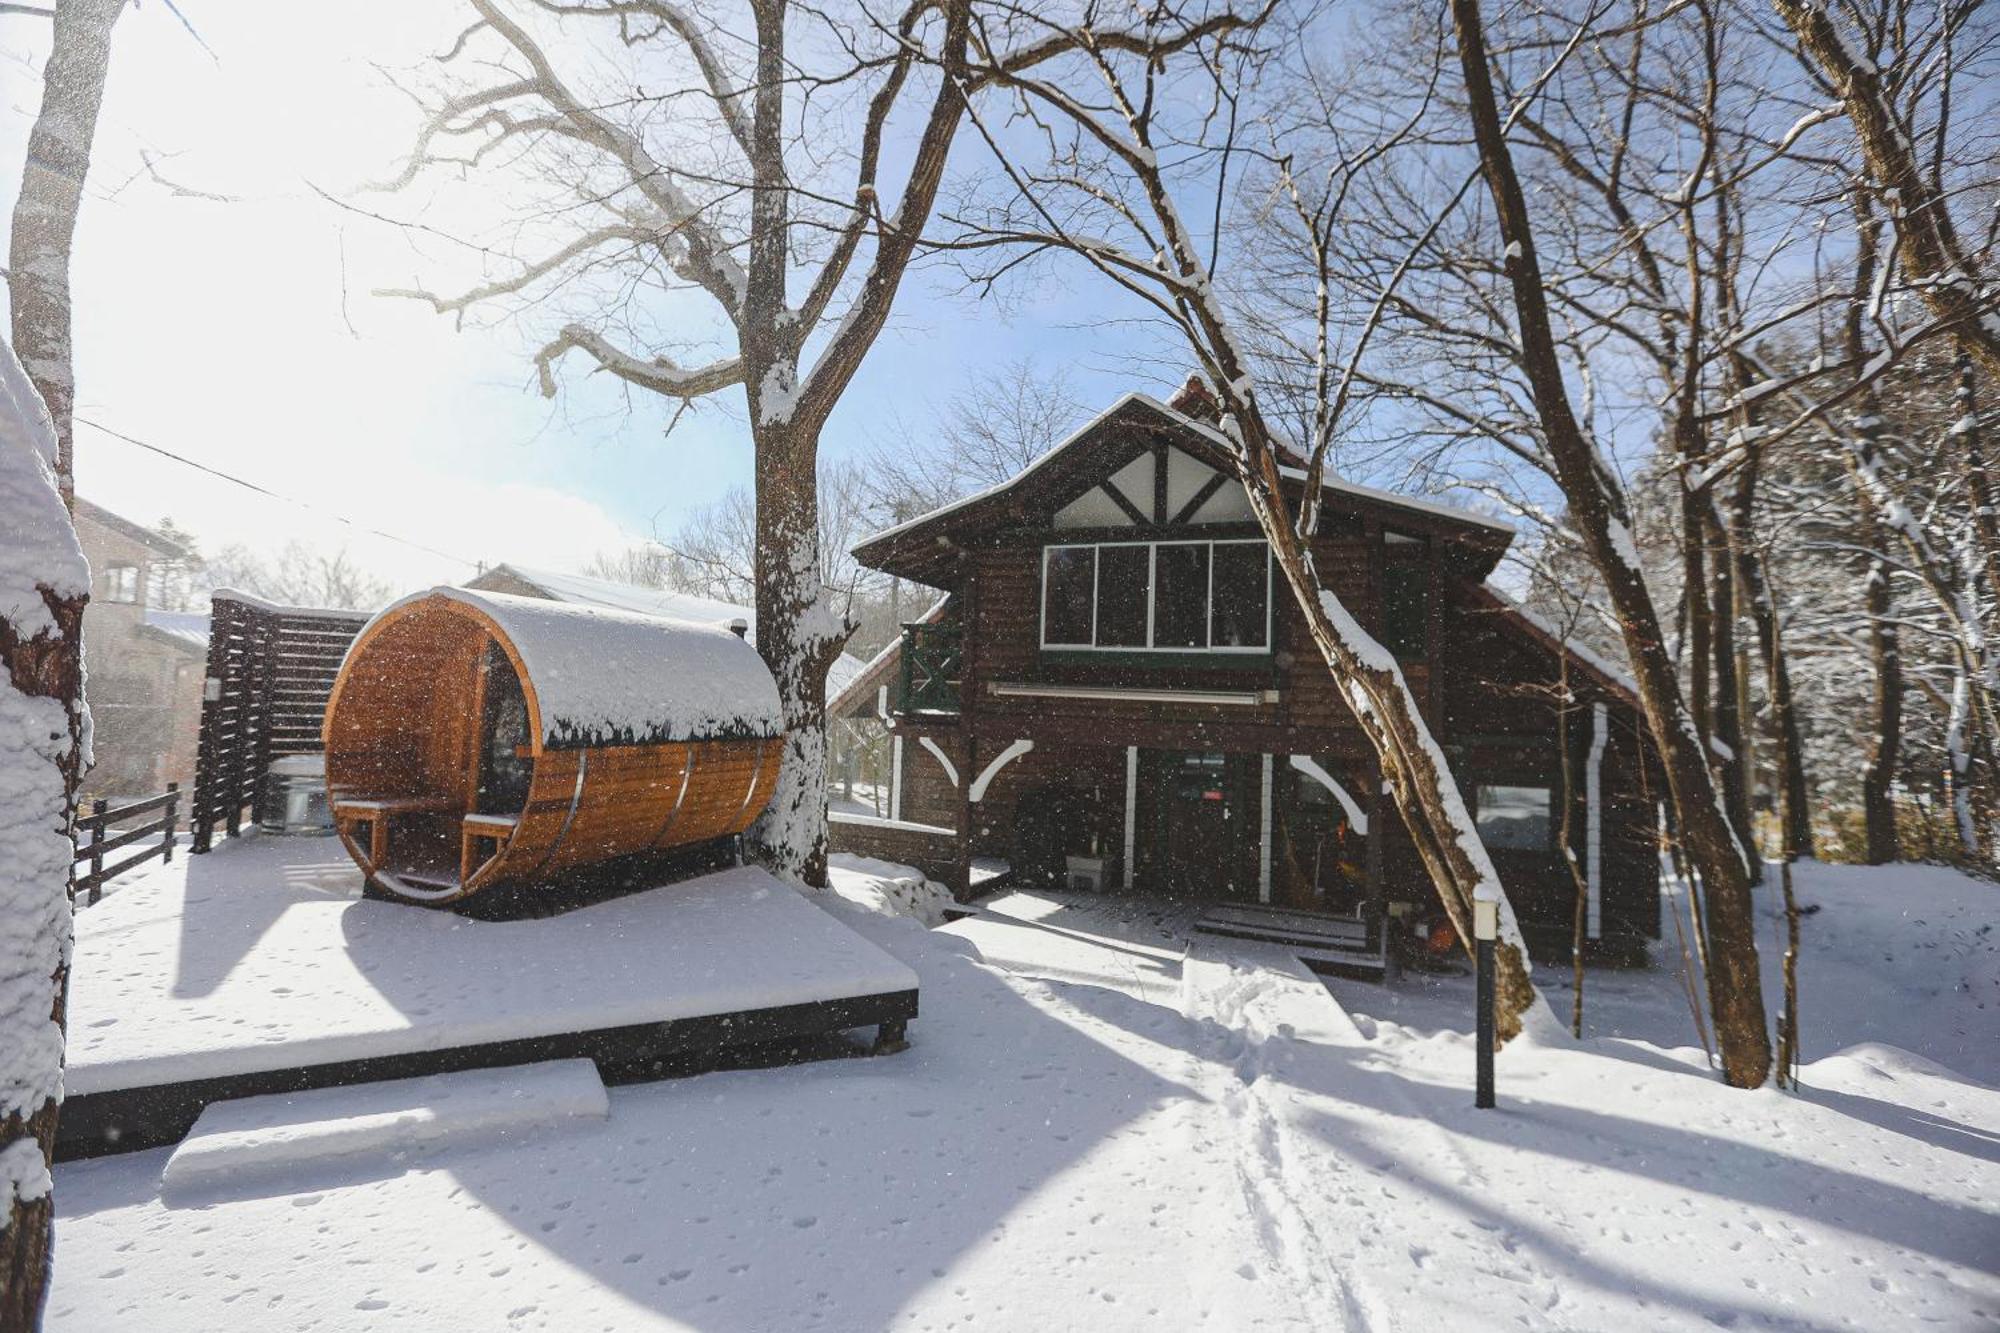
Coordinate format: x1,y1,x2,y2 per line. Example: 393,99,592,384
846,394,1660,957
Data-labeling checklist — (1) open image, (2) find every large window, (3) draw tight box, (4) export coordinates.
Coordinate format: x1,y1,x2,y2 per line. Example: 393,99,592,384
1040,539,1270,653
1475,784,1553,852
104,564,140,605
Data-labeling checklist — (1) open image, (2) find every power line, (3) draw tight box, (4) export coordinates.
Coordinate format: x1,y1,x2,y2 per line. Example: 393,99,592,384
74,416,482,569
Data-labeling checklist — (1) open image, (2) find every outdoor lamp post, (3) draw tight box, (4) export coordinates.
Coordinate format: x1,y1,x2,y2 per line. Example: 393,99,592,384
1474,890,1498,1109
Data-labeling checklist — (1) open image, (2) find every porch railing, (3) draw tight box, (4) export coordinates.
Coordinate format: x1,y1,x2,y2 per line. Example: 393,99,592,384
72,784,179,906
898,622,962,714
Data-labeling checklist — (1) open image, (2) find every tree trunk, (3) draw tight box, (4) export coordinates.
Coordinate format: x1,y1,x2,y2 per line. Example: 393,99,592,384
1844,197,1904,863
0,342,89,1332
749,417,840,887
1957,347,2000,614
1451,0,1770,1085
1703,501,1758,870
7,0,126,508
1723,455,1812,860
1776,0,2000,380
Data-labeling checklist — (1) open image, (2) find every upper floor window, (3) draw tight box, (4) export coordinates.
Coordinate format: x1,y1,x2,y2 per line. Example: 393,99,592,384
1040,540,1270,653
104,563,141,604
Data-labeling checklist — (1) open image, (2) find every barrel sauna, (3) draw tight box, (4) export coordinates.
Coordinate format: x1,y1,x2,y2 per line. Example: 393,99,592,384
322,587,785,906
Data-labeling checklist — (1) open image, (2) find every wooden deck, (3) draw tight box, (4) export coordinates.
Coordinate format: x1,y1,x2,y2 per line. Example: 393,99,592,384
60,837,919,1160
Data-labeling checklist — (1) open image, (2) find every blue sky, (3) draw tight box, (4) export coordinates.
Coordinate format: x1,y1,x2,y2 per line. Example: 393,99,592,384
0,1,1171,592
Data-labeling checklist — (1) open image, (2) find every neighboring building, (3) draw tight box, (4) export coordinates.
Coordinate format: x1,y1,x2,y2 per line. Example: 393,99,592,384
828,393,1661,962
74,499,209,798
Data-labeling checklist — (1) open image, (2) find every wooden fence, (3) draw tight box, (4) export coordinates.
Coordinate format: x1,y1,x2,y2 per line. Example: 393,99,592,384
73,784,179,905
191,592,369,853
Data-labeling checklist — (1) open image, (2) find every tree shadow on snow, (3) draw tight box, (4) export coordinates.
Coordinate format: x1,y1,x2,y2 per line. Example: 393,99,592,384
310,915,1219,1331
168,834,362,998
1275,1038,2000,1277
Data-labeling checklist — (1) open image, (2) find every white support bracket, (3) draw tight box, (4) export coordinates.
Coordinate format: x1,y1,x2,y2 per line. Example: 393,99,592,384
917,735,960,789
968,739,1034,804
1288,754,1370,835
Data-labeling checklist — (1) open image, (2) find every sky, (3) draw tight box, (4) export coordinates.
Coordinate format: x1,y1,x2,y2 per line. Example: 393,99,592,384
0,1,1167,596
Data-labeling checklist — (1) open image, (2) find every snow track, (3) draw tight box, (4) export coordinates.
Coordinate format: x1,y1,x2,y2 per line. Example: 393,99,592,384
1180,949,1389,1331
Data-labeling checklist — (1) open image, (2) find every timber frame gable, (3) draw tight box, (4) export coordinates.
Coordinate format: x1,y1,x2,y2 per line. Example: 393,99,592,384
834,392,1662,967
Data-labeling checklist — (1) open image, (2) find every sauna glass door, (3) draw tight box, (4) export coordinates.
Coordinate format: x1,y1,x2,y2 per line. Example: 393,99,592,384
476,646,533,815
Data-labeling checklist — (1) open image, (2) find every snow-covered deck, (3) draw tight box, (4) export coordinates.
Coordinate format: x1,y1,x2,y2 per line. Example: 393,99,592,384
61,835,919,1157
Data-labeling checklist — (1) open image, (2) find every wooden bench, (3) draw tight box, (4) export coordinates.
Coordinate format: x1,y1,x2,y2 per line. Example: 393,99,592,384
460,813,520,884
332,796,459,871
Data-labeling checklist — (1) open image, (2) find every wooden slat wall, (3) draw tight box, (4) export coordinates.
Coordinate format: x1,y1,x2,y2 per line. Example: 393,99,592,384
191,596,369,852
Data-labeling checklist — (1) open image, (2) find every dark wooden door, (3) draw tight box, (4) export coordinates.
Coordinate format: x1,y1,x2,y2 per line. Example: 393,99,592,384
1154,751,1252,899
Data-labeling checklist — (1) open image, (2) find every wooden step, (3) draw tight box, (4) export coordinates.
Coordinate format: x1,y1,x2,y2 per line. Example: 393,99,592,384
1192,905,1387,978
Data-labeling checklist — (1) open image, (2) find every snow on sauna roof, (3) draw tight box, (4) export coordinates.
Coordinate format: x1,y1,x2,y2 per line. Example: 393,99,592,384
473,563,867,705
378,586,785,748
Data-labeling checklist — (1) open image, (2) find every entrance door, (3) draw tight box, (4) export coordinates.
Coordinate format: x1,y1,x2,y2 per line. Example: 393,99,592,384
1155,751,1251,899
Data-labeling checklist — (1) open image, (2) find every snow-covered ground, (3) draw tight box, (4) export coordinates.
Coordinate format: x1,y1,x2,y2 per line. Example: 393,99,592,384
49,854,1999,1331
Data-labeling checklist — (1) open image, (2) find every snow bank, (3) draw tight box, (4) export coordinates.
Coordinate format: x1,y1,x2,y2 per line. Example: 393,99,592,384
161,1059,608,1197
826,854,957,927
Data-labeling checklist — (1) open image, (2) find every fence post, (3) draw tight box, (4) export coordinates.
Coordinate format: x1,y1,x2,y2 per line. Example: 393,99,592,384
88,798,107,906
163,782,180,864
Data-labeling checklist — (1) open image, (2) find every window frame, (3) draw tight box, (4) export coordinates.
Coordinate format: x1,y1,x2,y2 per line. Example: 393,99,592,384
1472,782,1556,853
104,563,141,605
1038,538,1271,654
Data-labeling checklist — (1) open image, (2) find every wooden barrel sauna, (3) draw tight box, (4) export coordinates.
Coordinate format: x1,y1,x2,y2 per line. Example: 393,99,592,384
322,587,785,906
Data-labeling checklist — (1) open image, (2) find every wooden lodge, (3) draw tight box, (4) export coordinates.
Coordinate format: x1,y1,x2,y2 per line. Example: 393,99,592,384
830,392,1661,964
324,587,784,906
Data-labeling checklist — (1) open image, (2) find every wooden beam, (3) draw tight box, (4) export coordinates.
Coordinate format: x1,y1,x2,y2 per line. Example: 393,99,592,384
1171,472,1231,525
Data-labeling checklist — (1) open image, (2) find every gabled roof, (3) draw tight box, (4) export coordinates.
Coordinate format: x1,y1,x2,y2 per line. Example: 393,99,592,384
74,498,190,558
851,393,1513,588
1465,583,1639,707
472,563,756,627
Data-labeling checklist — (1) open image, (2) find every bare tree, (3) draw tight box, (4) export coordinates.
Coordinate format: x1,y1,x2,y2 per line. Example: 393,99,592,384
592,457,899,652
6,0,127,508
1445,0,1772,1085
859,358,1084,520
374,0,1254,885
938,3,1545,1038
1775,0,2000,378
199,541,395,612
0,336,87,1329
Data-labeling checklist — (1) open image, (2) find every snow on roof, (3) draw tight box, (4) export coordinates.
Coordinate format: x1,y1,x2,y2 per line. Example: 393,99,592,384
485,564,756,628
142,609,210,653
828,594,950,716
208,588,374,621
854,392,1515,550
1479,583,1638,699
386,587,785,748
484,564,865,706
73,497,191,559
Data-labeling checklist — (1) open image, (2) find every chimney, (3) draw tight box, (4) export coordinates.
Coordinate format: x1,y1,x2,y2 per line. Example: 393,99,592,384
1166,373,1220,423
